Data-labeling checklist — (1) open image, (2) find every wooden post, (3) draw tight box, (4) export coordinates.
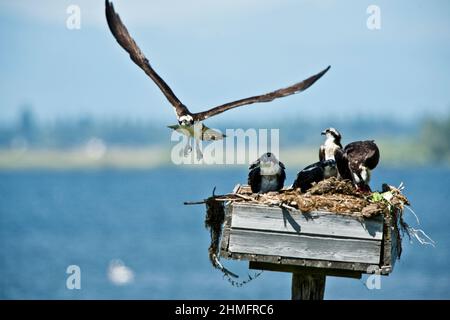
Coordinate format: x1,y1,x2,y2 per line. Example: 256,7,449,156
291,272,326,300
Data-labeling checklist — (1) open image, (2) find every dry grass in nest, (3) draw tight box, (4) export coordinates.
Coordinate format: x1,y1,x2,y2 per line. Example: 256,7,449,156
231,177,404,219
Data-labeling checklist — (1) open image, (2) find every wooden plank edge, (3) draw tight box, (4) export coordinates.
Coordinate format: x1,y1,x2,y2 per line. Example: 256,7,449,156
249,261,362,279
219,250,382,274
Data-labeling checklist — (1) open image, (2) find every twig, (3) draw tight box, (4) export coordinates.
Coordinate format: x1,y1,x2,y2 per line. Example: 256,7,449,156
184,200,207,205
234,193,255,201
280,203,297,211
184,189,260,207
214,198,242,202
184,191,233,206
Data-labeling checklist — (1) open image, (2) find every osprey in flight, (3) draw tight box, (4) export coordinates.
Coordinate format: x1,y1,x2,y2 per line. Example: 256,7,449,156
105,0,330,141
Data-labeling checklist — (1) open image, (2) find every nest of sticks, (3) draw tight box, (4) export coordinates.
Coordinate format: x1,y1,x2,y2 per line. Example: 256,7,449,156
188,177,432,284
231,177,410,219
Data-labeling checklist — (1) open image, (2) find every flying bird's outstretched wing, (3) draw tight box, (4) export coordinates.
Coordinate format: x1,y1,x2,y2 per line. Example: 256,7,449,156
192,66,330,121
106,0,330,123
105,0,189,118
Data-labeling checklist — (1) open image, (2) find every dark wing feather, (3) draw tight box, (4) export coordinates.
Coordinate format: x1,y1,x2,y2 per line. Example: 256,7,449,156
192,66,331,121
249,158,260,170
334,148,352,181
363,140,380,170
343,143,360,174
105,1,189,117
344,140,380,170
277,167,286,190
248,167,262,193
319,145,325,162
293,161,324,192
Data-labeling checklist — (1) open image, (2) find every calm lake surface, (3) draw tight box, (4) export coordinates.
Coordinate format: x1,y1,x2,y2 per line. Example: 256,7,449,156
1,166,449,299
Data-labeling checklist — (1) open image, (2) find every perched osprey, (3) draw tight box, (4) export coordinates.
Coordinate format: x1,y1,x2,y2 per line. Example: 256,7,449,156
335,140,380,192
248,153,286,193
292,128,342,192
105,0,330,141
319,128,343,161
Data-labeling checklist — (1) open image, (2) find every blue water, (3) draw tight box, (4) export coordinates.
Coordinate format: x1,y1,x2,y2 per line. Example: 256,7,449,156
0,167,449,299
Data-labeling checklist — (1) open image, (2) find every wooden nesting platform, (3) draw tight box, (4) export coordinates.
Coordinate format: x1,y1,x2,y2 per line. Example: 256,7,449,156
219,185,399,279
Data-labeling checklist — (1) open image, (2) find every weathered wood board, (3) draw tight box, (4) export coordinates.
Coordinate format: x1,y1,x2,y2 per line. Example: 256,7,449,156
220,184,399,276
231,203,383,240
229,228,381,264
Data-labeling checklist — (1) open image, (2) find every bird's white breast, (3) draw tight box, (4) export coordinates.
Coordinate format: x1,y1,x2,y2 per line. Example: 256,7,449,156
360,165,371,183
324,139,339,160
260,162,281,176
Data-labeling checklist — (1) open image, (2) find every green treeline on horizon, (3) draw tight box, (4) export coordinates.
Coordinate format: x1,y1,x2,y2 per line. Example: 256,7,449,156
0,108,449,166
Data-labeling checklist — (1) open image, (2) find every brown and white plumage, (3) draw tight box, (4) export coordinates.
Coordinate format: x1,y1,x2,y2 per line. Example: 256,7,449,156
292,128,342,192
105,0,190,120
335,140,380,192
292,159,337,193
105,0,330,131
193,67,330,122
248,153,286,193
319,127,342,162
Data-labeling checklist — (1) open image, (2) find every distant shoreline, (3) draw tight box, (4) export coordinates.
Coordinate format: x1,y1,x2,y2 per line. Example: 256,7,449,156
0,139,446,170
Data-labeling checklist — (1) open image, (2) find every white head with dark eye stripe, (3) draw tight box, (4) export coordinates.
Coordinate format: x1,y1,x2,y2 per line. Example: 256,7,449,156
321,127,342,144
178,115,194,126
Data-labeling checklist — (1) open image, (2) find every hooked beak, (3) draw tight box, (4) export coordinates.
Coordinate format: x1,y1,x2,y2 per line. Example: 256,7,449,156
321,131,326,135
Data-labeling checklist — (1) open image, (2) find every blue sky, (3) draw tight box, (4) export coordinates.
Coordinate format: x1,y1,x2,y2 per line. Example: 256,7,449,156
0,0,449,124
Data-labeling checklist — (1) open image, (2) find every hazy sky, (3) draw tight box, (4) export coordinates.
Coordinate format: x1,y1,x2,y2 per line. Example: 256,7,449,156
0,0,449,124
